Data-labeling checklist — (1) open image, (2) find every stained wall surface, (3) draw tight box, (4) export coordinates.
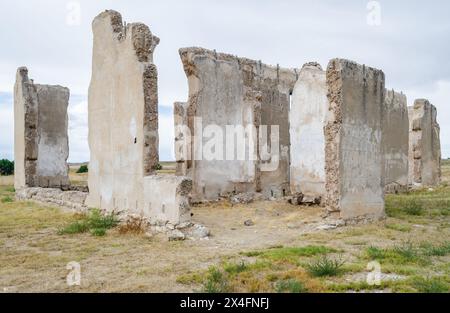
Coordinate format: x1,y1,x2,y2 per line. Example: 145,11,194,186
178,47,298,201
382,90,409,193
86,10,191,225
408,99,441,187
289,63,328,198
35,85,70,188
14,67,70,190
174,102,189,176
325,59,386,221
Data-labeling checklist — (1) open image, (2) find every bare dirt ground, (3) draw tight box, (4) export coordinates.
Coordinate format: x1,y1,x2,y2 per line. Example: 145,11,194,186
0,162,449,293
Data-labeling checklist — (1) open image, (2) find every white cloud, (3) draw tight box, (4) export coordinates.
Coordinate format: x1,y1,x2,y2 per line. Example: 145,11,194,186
68,98,89,162
0,0,449,161
0,96,14,160
158,113,175,162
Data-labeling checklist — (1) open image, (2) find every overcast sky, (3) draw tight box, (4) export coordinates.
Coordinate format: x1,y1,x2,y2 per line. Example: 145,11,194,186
0,0,449,162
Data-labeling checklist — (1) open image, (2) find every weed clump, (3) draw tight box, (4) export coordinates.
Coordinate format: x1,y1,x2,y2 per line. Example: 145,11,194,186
404,200,424,216
58,209,119,237
202,267,230,293
412,277,449,293
275,279,307,293
306,255,345,277
1,196,14,203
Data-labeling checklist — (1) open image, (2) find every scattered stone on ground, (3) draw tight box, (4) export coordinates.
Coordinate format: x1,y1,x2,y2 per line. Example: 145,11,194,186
244,219,255,227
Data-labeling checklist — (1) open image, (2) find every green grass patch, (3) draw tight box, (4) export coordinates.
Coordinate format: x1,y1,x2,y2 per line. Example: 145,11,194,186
386,184,450,218
202,267,230,293
177,273,203,285
420,242,450,256
364,242,432,266
366,241,450,268
306,255,345,277
385,223,412,232
275,279,307,293
58,220,90,234
1,196,14,203
393,242,420,262
328,280,395,292
223,261,248,275
58,209,119,237
366,246,386,260
412,276,449,293
241,245,336,262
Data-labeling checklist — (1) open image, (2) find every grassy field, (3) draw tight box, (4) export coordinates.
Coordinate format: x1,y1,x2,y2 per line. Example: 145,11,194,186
0,161,448,293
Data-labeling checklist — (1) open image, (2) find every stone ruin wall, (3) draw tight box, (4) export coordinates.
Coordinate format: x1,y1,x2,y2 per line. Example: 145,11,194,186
14,67,70,190
86,10,192,226
289,62,328,200
177,47,298,202
10,9,444,229
325,59,386,222
382,90,409,193
408,99,441,187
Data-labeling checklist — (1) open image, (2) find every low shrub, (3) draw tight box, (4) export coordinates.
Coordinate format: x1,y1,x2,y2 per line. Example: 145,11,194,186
59,209,119,237
306,256,345,277
76,165,88,173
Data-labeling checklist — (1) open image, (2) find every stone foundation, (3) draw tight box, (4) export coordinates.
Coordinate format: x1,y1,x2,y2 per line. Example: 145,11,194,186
16,188,88,213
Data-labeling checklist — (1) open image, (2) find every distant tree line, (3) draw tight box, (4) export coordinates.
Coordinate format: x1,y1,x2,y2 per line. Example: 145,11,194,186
0,159,14,176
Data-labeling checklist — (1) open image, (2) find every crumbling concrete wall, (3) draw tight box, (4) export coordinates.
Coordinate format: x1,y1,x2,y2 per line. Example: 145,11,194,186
86,10,191,225
325,59,385,222
174,102,189,176
408,99,441,187
35,85,70,188
178,47,298,201
382,90,409,193
14,67,70,190
289,62,328,199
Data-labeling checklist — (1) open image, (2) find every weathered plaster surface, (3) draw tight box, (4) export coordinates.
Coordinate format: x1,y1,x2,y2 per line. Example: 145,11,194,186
408,99,441,187
86,10,191,225
290,62,328,198
14,67,70,190
325,59,385,221
178,47,298,201
36,84,70,188
174,102,189,176
382,90,409,193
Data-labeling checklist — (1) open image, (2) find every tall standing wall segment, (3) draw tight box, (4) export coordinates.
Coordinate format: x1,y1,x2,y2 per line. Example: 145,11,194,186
14,67,70,190
324,59,386,222
289,62,328,200
86,10,191,225
178,47,298,201
408,99,441,187
382,90,409,193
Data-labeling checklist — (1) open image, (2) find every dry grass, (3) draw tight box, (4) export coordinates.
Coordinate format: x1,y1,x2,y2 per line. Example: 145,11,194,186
442,159,450,184
68,166,88,187
0,160,449,292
